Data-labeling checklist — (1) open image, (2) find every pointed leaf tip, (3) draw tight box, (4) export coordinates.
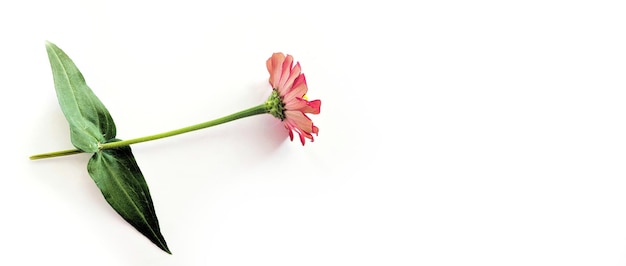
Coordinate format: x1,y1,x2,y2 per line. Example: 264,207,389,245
88,144,171,254
45,42,116,152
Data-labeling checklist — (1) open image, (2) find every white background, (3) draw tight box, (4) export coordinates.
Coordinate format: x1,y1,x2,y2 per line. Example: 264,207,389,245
1,0,626,265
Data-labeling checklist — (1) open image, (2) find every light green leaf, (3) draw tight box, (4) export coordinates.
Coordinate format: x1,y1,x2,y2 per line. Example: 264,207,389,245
45,41,116,152
87,142,171,254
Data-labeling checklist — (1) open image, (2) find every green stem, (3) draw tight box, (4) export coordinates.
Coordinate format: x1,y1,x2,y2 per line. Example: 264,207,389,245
29,148,85,160
101,104,268,149
30,104,269,160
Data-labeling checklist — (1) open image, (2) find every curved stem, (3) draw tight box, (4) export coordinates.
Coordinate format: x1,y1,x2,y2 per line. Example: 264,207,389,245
100,104,268,149
29,104,269,160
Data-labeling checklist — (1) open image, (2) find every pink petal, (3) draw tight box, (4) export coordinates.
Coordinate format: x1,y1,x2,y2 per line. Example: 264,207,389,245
286,111,315,136
282,62,301,93
283,98,320,114
284,98,308,110
284,123,294,141
283,75,308,103
300,99,321,114
266,53,285,88
277,55,294,92
291,74,308,95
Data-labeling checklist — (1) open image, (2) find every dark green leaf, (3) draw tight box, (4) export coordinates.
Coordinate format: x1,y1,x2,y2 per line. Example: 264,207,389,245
87,143,170,254
45,41,116,152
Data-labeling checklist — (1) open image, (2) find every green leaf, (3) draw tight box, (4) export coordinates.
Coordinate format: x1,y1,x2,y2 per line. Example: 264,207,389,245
45,41,168,253
45,41,116,152
87,143,171,254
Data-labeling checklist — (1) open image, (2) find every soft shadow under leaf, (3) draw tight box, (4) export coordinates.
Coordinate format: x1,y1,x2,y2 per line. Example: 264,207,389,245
87,143,171,254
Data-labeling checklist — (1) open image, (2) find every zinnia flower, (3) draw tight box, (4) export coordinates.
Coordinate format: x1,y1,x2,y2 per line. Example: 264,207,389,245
265,53,321,145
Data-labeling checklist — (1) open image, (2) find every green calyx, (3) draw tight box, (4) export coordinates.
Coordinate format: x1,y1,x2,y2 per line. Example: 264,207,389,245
266,89,286,120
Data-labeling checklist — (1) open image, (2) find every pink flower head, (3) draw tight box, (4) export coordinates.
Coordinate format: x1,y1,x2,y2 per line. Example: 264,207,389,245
265,53,321,145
